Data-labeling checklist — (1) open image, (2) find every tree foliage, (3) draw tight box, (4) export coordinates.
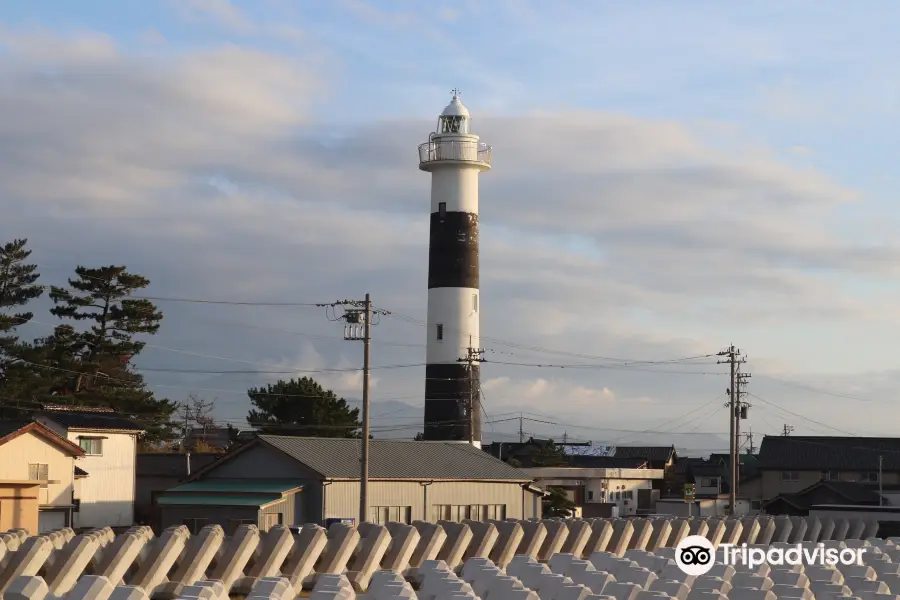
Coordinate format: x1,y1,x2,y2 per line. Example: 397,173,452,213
246,376,360,437
542,486,576,518
0,239,44,374
0,248,178,441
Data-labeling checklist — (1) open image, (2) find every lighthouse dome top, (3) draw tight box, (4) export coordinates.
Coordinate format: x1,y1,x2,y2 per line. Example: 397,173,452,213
435,89,472,135
441,93,470,118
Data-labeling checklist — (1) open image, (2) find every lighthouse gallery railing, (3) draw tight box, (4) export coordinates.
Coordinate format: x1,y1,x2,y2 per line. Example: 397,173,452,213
418,140,492,166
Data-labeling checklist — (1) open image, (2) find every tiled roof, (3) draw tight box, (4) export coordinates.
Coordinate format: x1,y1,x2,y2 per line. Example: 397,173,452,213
758,436,900,471
137,452,222,478
762,480,883,511
39,405,143,432
613,446,676,463
258,436,533,481
0,419,85,456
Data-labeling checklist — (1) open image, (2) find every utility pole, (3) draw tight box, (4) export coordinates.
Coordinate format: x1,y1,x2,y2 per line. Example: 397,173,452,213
735,368,751,497
718,345,745,517
744,430,755,454
782,424,794,436
518,413,524,444
880,456,884,506
458,341,485,445
319,295,389,525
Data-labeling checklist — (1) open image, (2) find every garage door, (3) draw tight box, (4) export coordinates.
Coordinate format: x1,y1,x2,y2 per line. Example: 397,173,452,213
38,510,67,534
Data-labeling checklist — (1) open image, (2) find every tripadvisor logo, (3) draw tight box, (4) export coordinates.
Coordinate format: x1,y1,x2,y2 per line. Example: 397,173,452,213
675,535,867,575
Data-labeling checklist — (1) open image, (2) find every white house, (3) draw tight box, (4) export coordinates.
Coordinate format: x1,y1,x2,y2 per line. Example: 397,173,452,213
523,464,665,517
36,404,143,529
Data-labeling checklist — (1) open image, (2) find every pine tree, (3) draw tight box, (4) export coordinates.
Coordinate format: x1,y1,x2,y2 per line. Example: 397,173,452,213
247,377,360,437
0,239,44,372
44,265,177,441
542,487,576,518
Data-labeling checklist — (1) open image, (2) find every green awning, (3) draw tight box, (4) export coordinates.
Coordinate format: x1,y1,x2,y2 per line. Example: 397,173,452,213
166,480,303,494
156,494,283,507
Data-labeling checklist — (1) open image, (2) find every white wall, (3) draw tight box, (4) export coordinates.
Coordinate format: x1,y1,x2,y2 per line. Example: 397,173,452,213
68,431,137,528
426,287,480,364
429,164,481,213
0,430,76,507
656,497,753,517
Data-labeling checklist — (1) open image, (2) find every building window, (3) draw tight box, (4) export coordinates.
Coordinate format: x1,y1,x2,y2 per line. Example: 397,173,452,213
862,472,879,482
431,504,504,522
624,490,633,499
822,470,839,481
371,506,412,524
702,478,717,487
781,471,800,481
751,500,762,510
587,491,594,501
473,294,478,312
436,324,444,341
183,518,208,534
438,202,446,218
79,437,103,456
28,463,49,488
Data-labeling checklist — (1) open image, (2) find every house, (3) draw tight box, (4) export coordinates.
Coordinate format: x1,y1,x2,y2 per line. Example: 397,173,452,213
762,480,888,516
612,445,678,495
0,420,85,533
747,435,900,506
35,404,144,529
135,452,222,528
521,457,665,517
157,436,543,533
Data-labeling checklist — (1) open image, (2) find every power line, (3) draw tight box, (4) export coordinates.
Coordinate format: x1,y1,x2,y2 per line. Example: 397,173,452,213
747,392,856,435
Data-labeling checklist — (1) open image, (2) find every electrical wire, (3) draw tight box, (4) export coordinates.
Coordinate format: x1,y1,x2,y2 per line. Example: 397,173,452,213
746,392,856,436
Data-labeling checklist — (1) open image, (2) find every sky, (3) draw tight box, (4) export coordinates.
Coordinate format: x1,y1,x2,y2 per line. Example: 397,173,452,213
3,0,900,453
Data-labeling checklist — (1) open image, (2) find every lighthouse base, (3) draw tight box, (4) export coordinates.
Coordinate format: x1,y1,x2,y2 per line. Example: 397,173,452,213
423,363,481,442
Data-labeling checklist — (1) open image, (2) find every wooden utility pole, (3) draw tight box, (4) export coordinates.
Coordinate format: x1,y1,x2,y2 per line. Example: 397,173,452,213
459,341,485,445
782,424,794,436
718,345,745,517
320,295,389,525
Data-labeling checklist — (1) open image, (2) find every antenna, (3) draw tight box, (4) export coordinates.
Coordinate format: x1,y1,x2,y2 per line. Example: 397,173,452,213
451,88,461,98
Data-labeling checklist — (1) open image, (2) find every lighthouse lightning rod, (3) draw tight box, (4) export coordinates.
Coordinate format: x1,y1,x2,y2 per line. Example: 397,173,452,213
319,296,391,525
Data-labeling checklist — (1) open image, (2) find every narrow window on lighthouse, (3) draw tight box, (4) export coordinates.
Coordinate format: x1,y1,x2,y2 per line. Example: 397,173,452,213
438,202,446,218
473,294,478,312
436,324,444,341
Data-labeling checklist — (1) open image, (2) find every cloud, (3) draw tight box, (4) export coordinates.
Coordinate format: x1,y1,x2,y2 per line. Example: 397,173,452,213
482,376,615,412
4,27,900,446
170,0,256,34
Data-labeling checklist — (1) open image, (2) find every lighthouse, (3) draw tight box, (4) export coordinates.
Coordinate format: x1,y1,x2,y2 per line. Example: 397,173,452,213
418,90,491,446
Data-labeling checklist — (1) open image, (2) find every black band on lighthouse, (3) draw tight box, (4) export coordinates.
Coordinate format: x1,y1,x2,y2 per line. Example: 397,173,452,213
427,211,479,289
423,363,481,441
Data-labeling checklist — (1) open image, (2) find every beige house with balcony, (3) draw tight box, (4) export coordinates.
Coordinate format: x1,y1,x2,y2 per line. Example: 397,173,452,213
0,420,85,534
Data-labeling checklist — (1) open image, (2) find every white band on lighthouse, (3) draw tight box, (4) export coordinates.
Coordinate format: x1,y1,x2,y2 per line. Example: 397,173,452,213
419,90,491,443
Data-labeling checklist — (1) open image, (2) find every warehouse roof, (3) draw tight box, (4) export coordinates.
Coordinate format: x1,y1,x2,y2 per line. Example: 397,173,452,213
260,436,533,481
192,435,534,482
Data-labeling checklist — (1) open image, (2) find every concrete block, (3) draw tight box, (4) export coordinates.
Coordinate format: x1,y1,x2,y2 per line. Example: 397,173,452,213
4,576,49,600
540,520,571,562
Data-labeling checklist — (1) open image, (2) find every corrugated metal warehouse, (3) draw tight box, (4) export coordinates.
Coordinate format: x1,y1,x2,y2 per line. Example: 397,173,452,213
154,435,543,533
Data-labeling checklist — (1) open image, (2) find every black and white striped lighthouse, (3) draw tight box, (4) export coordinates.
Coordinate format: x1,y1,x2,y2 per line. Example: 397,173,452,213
417,90,491,446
